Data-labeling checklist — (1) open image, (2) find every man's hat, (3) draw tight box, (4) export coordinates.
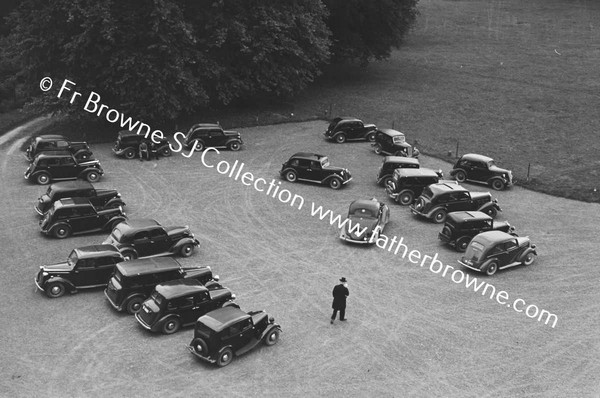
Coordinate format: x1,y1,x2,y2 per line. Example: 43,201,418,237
340,277,347,282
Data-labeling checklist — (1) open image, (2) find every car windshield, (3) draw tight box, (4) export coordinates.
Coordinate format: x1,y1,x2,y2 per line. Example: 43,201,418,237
320,157,330,168
466,241,486,261
67,250,78,268
392,135,405,144
46,186,54,196
487,160,496,168
113,270,123,283
421,186,433,199
350,207,376,218
110,226,124,242
195,323,214,338
150,291,166,307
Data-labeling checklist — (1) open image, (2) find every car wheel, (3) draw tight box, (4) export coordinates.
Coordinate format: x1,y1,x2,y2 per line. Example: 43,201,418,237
193,141,205,152
455,170,467,183
285,170,297,182
264,329,280,346
77,151,91,160
399,191,414,206
486,262,498,276
456,237,471,252
217,347,233,367
366,132,376,142
125,296,144,314
180,243,194,257
122,250,137,261
523,252,536,266
485,207,498,218
162,316,181,335
335,133,346,143
86,171,100,182
228,141,241,151
36,172,51,185
45,282,66,298
124,148,136,159
382,176,393,187
491,179,505,191
329,178,342,190
374,144,383,155
432,209,447,224
110,219,123,231
191,338,208,355
161,147,172,157
52,224,71,239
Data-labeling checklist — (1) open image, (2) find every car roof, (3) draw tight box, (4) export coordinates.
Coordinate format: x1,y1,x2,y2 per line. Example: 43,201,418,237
155,278,207,299
290,152,326,160
335,117,361,123
117,130,140,138
34,151,74,159
55,197,93,208
378,128,405,137
428,182,468,195
461,153,494,163
447,211,492,223
472,230,513,246
35,135,67,142
116,219,161,235
74,244,122,258
394,168,439,178
190,123,220,130
116,257,182,276
197,306,250,332
49,180,93,192
383,156,419,165
348,199,380,214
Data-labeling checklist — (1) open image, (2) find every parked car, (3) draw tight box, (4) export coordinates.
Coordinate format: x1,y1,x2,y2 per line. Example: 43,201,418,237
35,180,124,216
438,211,516,252
376,156,420,186
24,151,104,185
183,123,243,152
39,197,126,239
188,306,282,367
410,183,501,224
135,279,237,334
102,219,199,260
35,245,125,298
372,129,419,158
280,152,352,189
25,134,92,162
450,153,513,191
104,257,218,314
386,168,445,205
323,117,377,143
112,130,172,159
458,231,537,275
339,198,390,244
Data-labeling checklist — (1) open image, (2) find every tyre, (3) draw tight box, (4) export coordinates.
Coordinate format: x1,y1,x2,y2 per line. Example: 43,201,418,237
52,224,71,239
228,141,241,151
110,219,123,231
161,147,172,157
399,190,414,206
456,237,471,252
491,179,505,191
414,198,425,211
374,144,383,155
76,151,91,160
191,338,208,355
45,282,66,298
125,296,144,314
86,170,100,182
217,347,233,367
329,178,342,190
485,207,498,218
432,209,447,224
285,170,297,182
180,243,194,257
161,316,181,334
485,262,498,276
335,133,346,143
455,170,467,183
366,132,376,142
122,250,137,261
522,252,536,266
124,148,136,159
36,172,51,185
382,176,393,188
193,141,205,152
264,329,280,346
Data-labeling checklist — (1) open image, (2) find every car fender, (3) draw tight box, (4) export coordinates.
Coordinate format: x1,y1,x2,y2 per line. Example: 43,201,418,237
113,146,135,156
259,324,283,341
170,237,199,253
188,137,205,148
77,167,103,179
224,138,241,146
424,205,446,218
103,216,127,231
478,202,502,213
222,300,240,309
121,246,139,258
73,148,92,158
157,313,181,328
519,248,537,262
487,176,507,185
45,276,77,294
322,174,342,184
29,171,48,181
449,168,464,177
105,198,125,208
46,222,69,235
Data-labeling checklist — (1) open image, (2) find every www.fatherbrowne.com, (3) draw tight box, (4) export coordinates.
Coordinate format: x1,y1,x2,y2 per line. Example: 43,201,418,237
198,148,558,329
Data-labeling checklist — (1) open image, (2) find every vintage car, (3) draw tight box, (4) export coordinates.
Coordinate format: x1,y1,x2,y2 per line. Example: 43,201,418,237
102,219,199,260
339,198,390,244
450,153,513,191
35,180,124,216
280,152,352,189
135,279,237,334
323,116,377,143
372,129,419,158
386,168,446,205
35,245,125,298
410,183,501,224
188,306,282,367
458,230,537,275
39,197,126,239
24,151,104,185
104,257,218,314
25,134,92,162
438,211,516,252
184,123,243,152
112,129,172,159
375,156,420,186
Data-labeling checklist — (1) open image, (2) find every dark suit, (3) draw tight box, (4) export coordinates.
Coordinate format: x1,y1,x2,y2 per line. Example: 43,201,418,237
331,284,349,321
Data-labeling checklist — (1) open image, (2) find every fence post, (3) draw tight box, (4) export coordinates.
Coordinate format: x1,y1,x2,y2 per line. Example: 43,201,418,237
392,120,395,129
328,103,332,118
527,163,531,182
455,141,459,158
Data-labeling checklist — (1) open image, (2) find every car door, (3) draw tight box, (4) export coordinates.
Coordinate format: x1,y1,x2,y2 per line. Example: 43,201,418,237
56,156,77,179
82,205,103,232
209,129,226,147
449,191,474,212
93,256,119,286
70,258,98,287
132,231,153,257
294,159,312,180
310,160,327,182
347,121,361,139
148,227,170,254
187,291,211,325
223,318,254,351
501,239,522,265
171,295,196,325
469,161,488,182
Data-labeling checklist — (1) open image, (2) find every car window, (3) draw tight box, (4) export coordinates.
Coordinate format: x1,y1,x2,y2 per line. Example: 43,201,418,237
46,159,61,167
133,231,150,241
290,159,299,167
78,259,95,269
195,291,209,304
149,228,167,239
310,161,321,169
297,159,310,168
505,239,518,250
56,140,69,148
61,157,75,166
81,206,96,216
169,296,194,310
490,244,504,254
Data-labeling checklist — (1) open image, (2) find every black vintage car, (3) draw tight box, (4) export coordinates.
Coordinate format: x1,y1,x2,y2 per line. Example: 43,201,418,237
25,134,92,162
339,198,390,244
24,151,104,185
102,219,199,260
104,257,218,314
188,306,282,367
386,168,445,205
112,130,172,159
35,180,124,216
376,156,420,186
450,153,513,191
39,198,127,238
184,123,243,152
280,152,352,189
410,183,501,224
35,245,125,298
372,129,419,158
135,279,237,334
323,117,377,143
459,231,537,276
438,211,516,252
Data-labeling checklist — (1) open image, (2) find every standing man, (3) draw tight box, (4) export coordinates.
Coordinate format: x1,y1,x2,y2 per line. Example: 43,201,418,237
139,141,149,161
331,277,349,324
